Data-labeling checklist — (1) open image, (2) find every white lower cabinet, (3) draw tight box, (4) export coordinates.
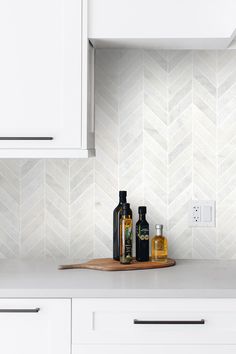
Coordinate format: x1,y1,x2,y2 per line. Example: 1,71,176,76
72,298,236,353
0,299,71,354
4,297,236,354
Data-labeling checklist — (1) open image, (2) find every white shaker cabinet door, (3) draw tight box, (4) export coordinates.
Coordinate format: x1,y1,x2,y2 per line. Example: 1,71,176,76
0,0,94,157
88,0,236,46
0,299,71,354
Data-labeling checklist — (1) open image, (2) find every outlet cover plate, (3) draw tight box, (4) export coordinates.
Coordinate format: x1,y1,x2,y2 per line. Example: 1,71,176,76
189,200,216,227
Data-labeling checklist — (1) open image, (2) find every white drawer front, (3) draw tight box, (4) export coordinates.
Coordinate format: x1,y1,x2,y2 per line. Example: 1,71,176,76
72,298,236,345
0,299,71,354
73,345,236,354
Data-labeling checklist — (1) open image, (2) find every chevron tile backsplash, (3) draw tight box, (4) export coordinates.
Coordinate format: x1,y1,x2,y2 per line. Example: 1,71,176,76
0,49,236,259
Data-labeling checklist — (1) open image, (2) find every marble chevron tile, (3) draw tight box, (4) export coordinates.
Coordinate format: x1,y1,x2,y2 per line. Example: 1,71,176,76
45,159,69,258
119,50,144,221
192,51,217,258
94,49,119,257
70,159,94,260
20,159,44,258
168,50,192,259
0,160,20,258
192,229,217,259
218,51,236,150
2,49,236,260
217,50,236,258
143,50,168,236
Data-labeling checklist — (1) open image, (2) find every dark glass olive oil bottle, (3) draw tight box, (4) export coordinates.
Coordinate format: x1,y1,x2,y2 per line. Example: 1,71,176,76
136,206,149,261
113,191,127,260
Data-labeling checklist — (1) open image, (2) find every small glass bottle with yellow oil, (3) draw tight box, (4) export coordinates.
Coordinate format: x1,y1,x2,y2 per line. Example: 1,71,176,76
151,224,168,262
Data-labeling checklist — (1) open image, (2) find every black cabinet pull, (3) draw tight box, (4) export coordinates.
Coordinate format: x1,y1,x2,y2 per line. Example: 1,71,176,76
133,319,205,325
0,137,53,140
0,308,40,313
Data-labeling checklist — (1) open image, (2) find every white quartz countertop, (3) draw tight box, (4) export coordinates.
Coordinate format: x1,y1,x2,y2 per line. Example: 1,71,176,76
0,259,235,298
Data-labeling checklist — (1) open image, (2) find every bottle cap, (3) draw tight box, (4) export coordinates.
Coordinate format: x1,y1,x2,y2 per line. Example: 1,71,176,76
119,191,127,203
155,224,163,230
138,206,146,214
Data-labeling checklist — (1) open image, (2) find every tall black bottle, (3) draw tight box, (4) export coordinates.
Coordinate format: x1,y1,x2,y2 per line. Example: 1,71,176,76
136,206,149,261
113,191,127,260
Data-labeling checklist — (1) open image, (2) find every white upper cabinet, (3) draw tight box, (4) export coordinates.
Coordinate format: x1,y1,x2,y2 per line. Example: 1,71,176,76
0,0,94,158
88,0,236,49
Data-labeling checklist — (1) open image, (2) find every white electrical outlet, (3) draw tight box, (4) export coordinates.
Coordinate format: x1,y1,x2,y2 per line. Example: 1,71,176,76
190,200,216,227
192,205,200,223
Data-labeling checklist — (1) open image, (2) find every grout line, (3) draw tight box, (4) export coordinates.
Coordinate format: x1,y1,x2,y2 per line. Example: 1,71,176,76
118,49,121,254
44,159,46,258
191,50,194,259
93,51,97,259
118,49,121,192
19,160,22,258
216,50,219,259
68,159,71,259
142,49,144,207
167,50,169,235
93,156,95,259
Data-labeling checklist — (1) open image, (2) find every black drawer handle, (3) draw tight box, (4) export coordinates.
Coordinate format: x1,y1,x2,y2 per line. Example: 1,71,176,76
133,319,205,325
0,137,53,140
0,308,40,313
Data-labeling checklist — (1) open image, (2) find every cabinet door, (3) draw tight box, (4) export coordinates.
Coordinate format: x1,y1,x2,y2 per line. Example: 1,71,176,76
88,0,236,43
73,345,236,354
72,298,236,345
0,0,84,153
0,299,70,354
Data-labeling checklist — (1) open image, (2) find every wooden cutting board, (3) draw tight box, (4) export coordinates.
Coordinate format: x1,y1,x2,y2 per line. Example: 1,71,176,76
59,258,176,271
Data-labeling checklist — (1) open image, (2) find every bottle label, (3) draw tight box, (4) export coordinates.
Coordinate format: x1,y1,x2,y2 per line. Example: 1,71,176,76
125,223,132,257
154,238,164,251
120,218,133,263
136,226,149,241
136,224,149,261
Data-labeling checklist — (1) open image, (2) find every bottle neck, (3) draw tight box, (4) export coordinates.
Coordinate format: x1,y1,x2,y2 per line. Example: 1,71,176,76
139,214,146,221
119,197,126,204
156,229,163,236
